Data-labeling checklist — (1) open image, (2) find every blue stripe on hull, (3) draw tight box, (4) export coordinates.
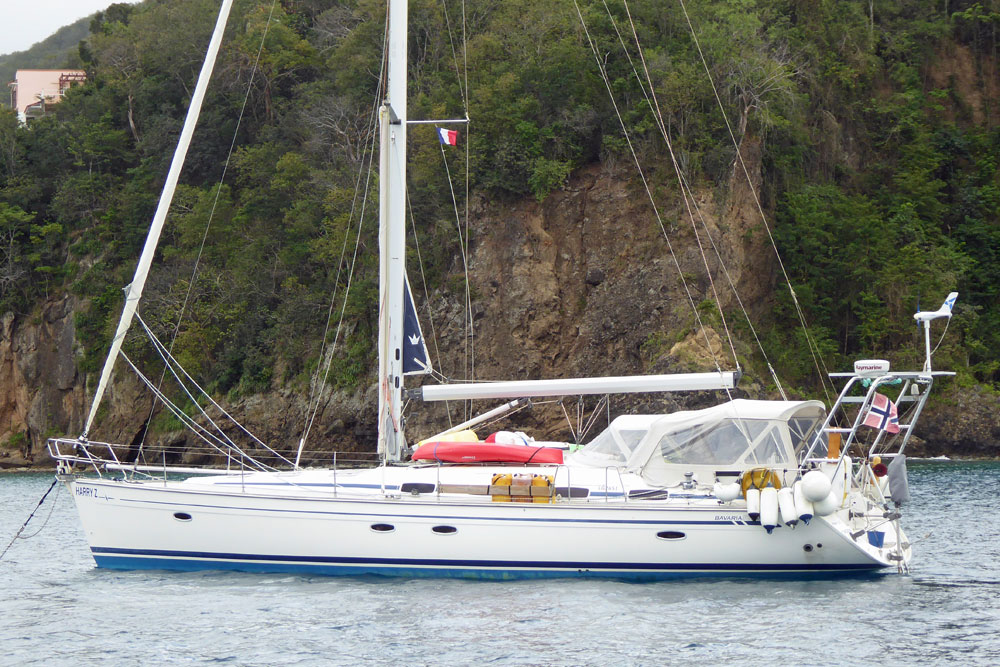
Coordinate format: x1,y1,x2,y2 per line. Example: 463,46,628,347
92,548,884,581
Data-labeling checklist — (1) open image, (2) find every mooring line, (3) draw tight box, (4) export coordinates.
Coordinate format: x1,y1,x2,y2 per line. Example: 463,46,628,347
0,478,59,561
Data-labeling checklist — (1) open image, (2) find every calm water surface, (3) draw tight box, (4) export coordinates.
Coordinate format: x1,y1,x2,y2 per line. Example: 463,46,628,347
2,461,998,666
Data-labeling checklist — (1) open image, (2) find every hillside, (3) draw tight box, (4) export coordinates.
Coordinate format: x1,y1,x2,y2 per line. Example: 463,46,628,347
0,16,91,95
0,0,998,467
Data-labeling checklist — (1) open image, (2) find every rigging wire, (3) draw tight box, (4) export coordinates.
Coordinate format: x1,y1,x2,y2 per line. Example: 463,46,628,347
462,0,474,409
609,0,739,374
300,1,399,453
299,76,385,452
575,0,776,453
592,0,814,401
674,0,835,401
134,314,289,466
405,192,455,429
439,0,469,108
436,0,474,417
437,138,476,389
571,0,726,386
119,349,275,472
134,0,282,464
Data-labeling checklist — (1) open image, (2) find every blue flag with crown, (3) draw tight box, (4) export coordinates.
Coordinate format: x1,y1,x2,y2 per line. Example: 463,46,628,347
402,274,432,375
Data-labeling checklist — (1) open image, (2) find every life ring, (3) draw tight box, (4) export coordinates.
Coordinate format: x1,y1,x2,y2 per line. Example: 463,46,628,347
740,468,782,496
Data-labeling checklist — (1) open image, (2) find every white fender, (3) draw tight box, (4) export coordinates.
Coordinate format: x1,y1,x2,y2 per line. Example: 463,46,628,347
760,487,779,534
745,487,761,521
777,487,798,527
714,482,742,502
793,480,814,524
813,489,841,516
801,470,831,503
877,475,889,494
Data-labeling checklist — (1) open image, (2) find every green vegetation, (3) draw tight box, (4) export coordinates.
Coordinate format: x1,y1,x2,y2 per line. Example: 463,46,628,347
0,0,997,419
2,432,26,451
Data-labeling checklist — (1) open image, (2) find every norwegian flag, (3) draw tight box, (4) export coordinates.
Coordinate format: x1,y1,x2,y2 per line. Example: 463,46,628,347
437,127,458,146
863,393,900,433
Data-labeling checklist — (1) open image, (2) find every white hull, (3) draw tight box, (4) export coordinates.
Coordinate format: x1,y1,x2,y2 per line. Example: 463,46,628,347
66,471,903,580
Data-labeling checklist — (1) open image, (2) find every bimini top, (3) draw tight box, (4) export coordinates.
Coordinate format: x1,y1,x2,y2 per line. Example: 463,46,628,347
571,399,826,474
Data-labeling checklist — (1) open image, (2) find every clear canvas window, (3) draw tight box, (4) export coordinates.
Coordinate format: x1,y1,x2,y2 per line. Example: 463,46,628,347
657,419,789,466
578,420,654,465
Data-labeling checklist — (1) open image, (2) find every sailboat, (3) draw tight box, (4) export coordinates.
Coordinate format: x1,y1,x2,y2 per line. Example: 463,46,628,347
49,0,957,580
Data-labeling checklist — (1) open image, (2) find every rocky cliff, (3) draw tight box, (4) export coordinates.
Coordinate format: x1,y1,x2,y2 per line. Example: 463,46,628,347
1,154,996,468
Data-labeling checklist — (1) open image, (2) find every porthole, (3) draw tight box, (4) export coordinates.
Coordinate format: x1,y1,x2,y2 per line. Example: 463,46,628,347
656,530,685,540
173,512,193,522
370,523,395,533
431,525,457,535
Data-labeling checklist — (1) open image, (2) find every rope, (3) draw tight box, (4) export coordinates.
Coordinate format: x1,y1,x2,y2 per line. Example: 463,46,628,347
558,400,577,443
578,395,609,442
15,485,60,539
931,317,951,357
0,479,58,561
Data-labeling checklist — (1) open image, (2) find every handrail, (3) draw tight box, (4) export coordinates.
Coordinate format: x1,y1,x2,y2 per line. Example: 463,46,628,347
47,437,381,479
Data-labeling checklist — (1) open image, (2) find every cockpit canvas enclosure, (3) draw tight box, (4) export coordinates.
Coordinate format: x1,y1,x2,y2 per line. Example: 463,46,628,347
574,400,826,486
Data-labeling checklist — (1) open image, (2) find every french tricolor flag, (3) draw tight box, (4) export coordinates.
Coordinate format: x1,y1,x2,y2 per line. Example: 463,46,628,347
437,127,458,146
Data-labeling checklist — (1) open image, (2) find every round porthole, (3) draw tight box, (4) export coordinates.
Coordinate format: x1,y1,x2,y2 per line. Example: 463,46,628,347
431,525,457,535
371,523,395,533
656,530,685,540
173,512,193,522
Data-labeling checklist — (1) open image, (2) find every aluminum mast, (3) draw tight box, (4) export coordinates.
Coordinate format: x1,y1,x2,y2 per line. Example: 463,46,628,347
376,0,408,460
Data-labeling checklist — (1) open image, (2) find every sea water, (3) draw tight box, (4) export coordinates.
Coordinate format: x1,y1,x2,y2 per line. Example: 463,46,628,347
1,461,998,666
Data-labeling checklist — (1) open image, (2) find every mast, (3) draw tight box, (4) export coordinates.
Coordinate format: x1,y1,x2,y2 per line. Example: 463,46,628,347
81,0,235,439
377,0,408,460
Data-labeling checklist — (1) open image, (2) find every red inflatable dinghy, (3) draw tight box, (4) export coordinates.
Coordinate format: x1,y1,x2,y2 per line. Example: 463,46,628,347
411,442,564,464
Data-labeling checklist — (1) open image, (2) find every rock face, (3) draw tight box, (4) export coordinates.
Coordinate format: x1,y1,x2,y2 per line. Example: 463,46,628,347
0,295,88,467
914,388,1000,458
2,162,996,466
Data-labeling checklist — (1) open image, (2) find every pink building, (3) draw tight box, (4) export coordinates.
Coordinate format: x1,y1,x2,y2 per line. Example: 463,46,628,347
8,69,86,123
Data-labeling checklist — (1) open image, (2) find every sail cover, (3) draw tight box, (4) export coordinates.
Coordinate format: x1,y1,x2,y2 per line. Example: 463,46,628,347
403,273,432,375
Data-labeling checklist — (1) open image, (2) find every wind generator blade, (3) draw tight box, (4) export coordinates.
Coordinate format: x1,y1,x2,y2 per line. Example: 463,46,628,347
82,0,236,438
